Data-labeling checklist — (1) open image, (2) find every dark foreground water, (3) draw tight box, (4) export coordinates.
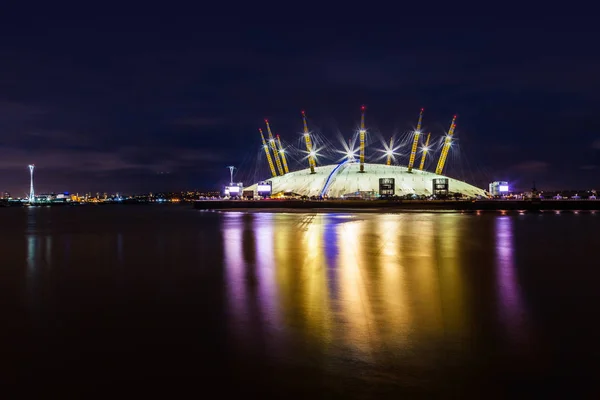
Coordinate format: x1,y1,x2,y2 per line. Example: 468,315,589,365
2,205,599,397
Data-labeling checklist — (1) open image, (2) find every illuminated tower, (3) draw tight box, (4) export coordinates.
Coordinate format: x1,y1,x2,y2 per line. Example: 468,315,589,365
226,165,236,186
265,119,284,176
28,164,35,203
259,128,277,177
435,115,458,175
407,108,424,173
419,132,431,171
359,105,366,172
301,110,316,174
276,135,289,174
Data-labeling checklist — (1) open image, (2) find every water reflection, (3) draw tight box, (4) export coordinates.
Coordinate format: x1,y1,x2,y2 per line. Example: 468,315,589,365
495,216,529,346
26,210,53,272
408,217,442,336
253,214,283,353
434,215,469,338
223,213,247,326
221,213,534,367
26,207,39,278
322,215,339,299
336,219,374,360
25,208,43,314
301,215,332,343
223,213,283,357
26,235,38,277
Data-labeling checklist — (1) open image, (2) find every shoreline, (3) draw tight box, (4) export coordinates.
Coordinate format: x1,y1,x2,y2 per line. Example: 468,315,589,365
193,199,600,212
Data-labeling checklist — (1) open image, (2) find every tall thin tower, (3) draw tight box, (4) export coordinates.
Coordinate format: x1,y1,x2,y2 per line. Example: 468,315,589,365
265,119,284,176
359,105,366,173
259,128,277,177
435,115,458,175
226,165,236,186
276,135,289,174
301,110,316,174
407,108,424,173
418,132,431,171
28,164,35,203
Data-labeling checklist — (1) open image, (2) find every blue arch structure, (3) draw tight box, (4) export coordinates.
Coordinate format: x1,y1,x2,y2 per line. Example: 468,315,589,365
320,160,350,197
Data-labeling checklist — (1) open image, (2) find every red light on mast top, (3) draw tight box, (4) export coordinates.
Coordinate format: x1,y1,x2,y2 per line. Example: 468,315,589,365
264,119,269,123
361,105,365,111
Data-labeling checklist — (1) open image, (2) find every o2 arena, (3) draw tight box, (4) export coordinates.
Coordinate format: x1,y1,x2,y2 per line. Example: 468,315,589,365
240,107,488,199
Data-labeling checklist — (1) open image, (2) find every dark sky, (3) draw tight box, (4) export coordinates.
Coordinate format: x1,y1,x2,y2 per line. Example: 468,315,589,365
1,6,599,195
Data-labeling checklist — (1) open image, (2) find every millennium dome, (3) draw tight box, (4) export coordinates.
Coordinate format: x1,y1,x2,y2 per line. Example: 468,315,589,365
244,161,487,198
242,108,488,199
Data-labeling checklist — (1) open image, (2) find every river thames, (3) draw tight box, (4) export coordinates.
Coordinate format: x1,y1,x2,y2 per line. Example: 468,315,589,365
2,205,599,397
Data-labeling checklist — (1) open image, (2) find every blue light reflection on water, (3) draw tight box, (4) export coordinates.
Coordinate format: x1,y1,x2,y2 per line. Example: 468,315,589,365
323,214,339,300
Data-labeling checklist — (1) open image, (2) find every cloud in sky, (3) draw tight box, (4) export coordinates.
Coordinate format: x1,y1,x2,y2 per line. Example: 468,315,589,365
0,146,225,172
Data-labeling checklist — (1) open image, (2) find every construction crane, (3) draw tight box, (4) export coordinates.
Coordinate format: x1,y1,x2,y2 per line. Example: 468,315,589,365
265,119,284,176
276,135,289,174
407,108,424,173
418,132,431,171
435,115,457,175
259,128,277,177
301,110,316,174
386,137,394,166
359,105,366,173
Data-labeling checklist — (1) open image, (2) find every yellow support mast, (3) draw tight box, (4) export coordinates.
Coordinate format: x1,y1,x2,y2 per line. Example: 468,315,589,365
259,128,277,177
276,135,289,174
418,132,431,171
386,137,394,165
301,110,316,174
359,105,366,173
407,108,424,173
265,119,284,176
435,115,457,175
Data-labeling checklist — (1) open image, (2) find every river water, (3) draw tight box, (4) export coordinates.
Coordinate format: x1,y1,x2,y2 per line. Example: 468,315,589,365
2,205,599,397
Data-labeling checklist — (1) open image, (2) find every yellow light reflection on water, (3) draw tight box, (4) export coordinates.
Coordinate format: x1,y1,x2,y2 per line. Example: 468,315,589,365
336,218,376,361
405,216,444,337
222,212,473,364
372,215,413,348
433,215,469,338
301,215,333,342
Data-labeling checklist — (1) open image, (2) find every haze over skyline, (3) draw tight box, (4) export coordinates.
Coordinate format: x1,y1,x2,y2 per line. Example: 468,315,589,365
1,6,599,194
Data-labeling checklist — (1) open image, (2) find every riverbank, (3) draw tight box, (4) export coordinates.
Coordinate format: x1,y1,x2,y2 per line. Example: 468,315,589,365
0,200,157,207
193,199,600,211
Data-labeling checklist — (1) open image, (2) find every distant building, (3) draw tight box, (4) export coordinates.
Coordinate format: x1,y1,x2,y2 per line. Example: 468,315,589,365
489,181,509,196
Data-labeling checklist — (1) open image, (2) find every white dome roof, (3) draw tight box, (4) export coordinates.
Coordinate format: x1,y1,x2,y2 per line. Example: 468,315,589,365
245,162,486,198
